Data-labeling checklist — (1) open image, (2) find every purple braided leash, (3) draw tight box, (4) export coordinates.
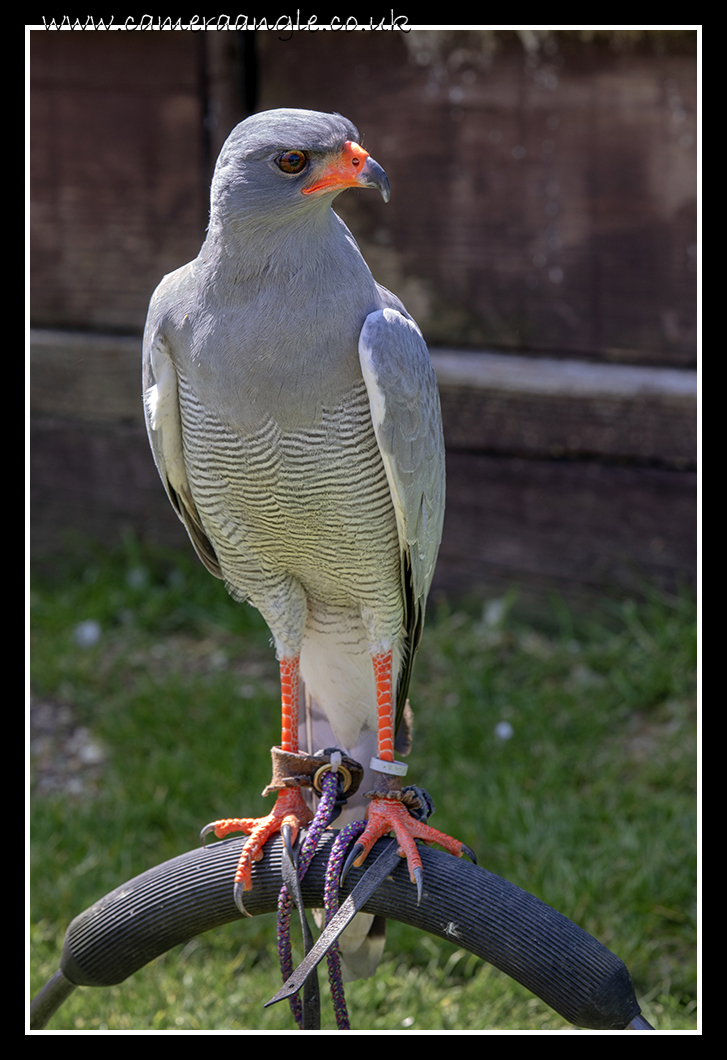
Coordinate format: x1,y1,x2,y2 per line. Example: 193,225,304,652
276,767,365,1029
276,879,302,1026
323,819,367,1029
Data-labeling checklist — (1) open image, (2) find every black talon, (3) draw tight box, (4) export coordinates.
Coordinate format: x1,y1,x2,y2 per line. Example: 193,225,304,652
281,822,297,866
413,865,424,906
233,879,252,917
461,844,477,865
200,822,217,847
340,842,365,886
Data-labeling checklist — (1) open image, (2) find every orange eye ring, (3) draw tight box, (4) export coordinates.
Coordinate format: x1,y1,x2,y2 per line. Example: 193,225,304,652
276,150,308,174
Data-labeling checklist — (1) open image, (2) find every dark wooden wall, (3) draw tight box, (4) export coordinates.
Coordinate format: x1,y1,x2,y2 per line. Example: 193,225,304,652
29,29,697,599
30,32,209,331
31,29,697,364
256,29,697,367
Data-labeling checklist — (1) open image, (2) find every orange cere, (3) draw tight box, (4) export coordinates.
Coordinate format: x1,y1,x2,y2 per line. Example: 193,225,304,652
302,140,372,195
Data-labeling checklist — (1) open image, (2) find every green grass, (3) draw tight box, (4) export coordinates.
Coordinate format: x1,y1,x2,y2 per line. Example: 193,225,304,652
29,537,697,1030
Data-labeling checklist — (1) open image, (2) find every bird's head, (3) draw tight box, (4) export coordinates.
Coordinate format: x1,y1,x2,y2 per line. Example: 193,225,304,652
209,108,390,233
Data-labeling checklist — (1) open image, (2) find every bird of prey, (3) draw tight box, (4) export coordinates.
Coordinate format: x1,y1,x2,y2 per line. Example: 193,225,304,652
142,108,471,938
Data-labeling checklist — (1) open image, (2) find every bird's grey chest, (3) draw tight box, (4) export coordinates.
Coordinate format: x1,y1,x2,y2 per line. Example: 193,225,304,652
182,272,372,432
169,246,400,601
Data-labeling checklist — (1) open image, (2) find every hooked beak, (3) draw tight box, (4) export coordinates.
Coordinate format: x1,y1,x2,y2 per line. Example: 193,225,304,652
302,140,390,202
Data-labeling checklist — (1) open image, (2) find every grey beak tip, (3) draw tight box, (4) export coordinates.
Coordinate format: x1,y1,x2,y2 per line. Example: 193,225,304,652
360,156,390,203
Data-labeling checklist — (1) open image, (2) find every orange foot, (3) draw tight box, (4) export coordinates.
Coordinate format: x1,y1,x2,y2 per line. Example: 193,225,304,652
201,787,313,915
344,796,476,904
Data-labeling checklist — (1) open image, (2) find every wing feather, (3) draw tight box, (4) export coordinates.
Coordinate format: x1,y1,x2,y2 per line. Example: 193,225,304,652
142,331,222,578
358,308,445,723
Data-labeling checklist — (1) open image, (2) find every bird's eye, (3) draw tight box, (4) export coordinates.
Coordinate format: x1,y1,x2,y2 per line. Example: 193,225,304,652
276,150,308,174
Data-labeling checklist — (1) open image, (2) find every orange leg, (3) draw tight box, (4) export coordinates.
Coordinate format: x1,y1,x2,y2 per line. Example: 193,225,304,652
279,655,300,753
201,655,313,914
373,648,395,762
346,648,475,902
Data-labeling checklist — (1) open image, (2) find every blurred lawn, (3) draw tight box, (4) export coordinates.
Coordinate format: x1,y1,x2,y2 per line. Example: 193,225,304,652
29,537,697,1030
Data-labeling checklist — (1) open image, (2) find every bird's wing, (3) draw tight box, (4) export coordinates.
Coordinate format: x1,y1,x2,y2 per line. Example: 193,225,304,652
358,307,445,719
142,326,222,579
